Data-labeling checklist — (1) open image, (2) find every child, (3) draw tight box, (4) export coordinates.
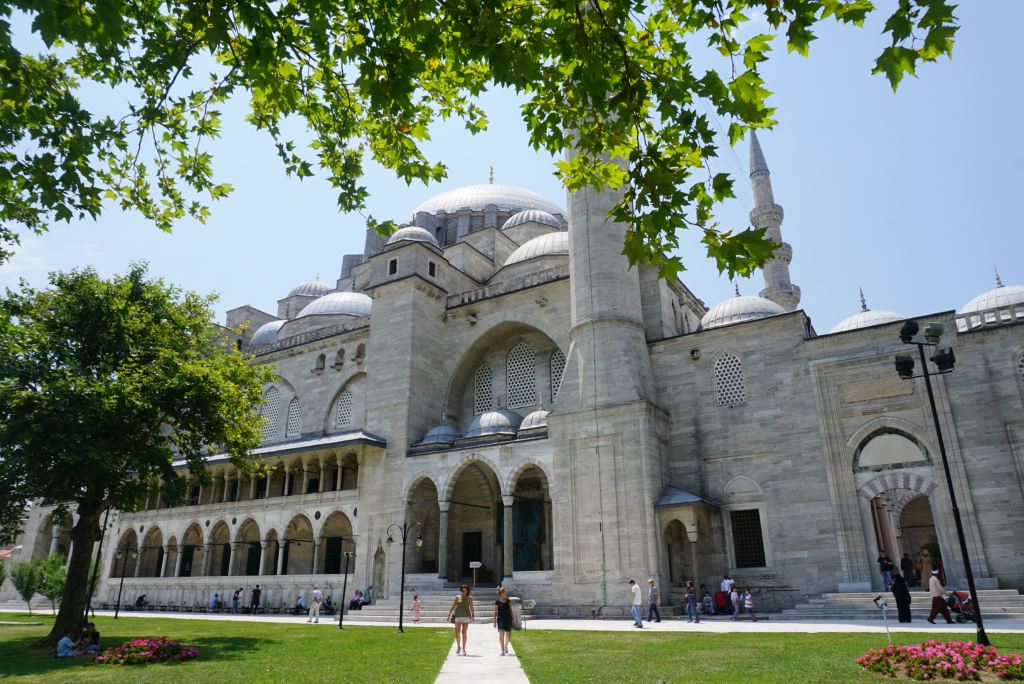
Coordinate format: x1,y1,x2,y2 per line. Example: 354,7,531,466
744,588,758,622
729,587,740,621
702,591,714,616
411,595,422,623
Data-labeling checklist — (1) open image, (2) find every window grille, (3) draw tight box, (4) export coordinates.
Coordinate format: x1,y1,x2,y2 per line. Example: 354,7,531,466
550,348,566,401
470,215,484,231
715,353,746,406
507,343,538,408
286,398,302,437
336,391,354,429
445,219,458,245
260,387,281,439
1018,354,1024,383
730,509,766,568
473,364,493,415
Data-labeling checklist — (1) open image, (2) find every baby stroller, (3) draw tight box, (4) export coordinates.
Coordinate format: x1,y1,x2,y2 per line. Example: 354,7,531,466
946,591,976,624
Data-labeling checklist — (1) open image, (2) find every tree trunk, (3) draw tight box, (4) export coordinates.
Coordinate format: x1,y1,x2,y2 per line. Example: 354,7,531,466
40,505,100,647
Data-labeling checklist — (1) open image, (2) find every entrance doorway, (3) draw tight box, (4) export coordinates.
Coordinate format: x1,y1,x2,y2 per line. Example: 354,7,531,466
900,495,941,584
462,532,482,579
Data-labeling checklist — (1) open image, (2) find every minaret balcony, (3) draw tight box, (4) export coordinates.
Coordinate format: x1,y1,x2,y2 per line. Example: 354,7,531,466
749,203,784,227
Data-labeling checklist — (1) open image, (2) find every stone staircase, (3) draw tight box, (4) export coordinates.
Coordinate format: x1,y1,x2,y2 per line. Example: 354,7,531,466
344,587,496,625
779,589,1024,621
0,596,52,614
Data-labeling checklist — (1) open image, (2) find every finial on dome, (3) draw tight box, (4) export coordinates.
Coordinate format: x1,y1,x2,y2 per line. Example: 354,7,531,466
488,165,494,184
859,287,868,312
995,265,1004,288
734,282,741,297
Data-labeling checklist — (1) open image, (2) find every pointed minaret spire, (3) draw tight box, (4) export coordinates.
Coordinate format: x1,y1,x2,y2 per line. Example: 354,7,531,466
734,282,741,297
859,288,869,312
995,265,1004,288
488,165,494,184
749,131,800,312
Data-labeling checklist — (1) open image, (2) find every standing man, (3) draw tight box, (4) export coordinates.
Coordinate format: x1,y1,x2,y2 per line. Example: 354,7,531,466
877,549,895,590
926,569,954,624
729,586,740,621
646,578,661,623
628,580,643,628
250,584,262,614
308,584,323,624
231,587,242,614
900,553,915,588
720,575,735,615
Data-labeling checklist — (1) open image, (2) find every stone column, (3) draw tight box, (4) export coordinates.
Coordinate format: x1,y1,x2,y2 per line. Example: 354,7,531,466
319,462,326,493
155,491,162,509
174,546,185,577
134,548,144,578
249,477,258,500
438,502,450,581
335,462,342,490
312,540,321,575
161,545,172,577
284,469,292,497
197,484,205,505
227,543,236,576
49,527,61,556
277,543,286,575
200,545,211,576
258,541,267,576
301,462,310,495
502,495,515,579
223,474,232,502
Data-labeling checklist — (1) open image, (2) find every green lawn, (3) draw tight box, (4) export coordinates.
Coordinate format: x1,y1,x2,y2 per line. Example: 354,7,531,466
513,629,1024,684
0,614,451,683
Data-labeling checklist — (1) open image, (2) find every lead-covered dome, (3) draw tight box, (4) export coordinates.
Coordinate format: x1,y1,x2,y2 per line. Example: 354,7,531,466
287,279,331,298
386,226,439,248
519,410,549,431
297,291,373,318
418,424,461,446
700,295,786,330
412,184,564,217
504,232,569,267
960,283,1024,314
464,410,523,438
830,309,905,333
503,209,562,231
251,320,285,346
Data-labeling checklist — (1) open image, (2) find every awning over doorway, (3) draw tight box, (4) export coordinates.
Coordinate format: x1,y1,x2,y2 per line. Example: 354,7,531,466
654,484,720,509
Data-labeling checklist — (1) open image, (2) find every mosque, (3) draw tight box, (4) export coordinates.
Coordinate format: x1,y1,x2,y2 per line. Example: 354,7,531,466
9,134,1024,615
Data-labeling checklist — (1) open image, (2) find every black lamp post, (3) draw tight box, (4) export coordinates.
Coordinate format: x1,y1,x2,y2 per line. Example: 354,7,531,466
895,320,989,646
386,521,422,633
113,540,139,619
338,549,355,630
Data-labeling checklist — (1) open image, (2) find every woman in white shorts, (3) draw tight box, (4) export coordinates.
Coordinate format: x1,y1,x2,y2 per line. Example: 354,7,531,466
447,585,475,655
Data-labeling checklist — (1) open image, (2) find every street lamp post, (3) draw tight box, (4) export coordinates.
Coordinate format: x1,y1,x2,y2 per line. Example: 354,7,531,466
113,541,138,619
386,521,422,633
338,550,355,630
895,320,989,646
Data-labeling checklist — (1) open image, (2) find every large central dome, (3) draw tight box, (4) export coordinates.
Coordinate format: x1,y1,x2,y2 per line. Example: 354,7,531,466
411,184,564,218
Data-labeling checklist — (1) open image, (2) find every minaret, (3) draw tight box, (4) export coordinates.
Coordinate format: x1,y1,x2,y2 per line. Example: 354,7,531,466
749,131,800,311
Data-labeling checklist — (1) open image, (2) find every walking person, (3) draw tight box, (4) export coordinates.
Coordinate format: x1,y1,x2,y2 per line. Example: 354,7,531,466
926,569,954,624
892,573,912,623
447,585,475,655
685,580,700,623
411,595,422,623
307,584,323,623
720,575,735,615
250,584,262,614
729,586,740,621
494,586,514,656
743,588,758,622
231,587,241,614
628,579,644,628
646,578,661,623
877,549,895,590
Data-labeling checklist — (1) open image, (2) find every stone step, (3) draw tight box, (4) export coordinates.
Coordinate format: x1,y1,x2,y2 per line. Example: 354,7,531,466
780,588,1024,620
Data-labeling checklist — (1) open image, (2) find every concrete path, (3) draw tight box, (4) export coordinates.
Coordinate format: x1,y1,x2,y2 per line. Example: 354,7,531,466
434,637,529,684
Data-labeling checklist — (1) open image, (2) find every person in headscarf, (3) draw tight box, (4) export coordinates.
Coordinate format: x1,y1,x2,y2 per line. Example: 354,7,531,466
892,572,912,623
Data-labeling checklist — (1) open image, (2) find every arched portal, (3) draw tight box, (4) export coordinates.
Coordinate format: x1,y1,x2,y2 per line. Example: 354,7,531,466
109,529,139,578
406,478,440,574
899,495,940,584
509,465,552,572
207,522,232,576
282,515,314,575
236,519,262,576
446,460,501,583
320,511,354,574
140,527,164,578
178,524,204,577
663,520,692,588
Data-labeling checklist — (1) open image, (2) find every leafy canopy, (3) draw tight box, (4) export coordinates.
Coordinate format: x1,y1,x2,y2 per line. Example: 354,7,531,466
0,0,957,277
0,263,272,542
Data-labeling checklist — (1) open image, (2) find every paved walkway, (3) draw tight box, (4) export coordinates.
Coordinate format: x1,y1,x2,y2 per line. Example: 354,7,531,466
434,638,529,684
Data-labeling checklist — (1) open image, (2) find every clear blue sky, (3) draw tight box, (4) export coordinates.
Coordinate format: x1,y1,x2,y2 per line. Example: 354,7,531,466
2,3,1021,333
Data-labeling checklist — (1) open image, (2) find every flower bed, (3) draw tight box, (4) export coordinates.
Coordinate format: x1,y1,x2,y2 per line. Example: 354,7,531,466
95,637,199,665
857,640,1023,681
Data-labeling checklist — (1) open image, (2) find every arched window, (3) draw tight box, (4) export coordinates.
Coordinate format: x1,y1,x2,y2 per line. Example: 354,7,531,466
336,391,354,429
334,349,345,367
1018,353,1024,383
714,353,746,407
285,397,302,438
550,348,566,402
507,342,538,409
473,364,493,415
261,387,282,439
314,354,326,372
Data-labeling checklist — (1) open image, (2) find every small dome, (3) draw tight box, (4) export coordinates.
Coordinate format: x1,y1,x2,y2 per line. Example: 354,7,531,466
959,284,1024,314
297,291,373,318
287,279,331,298
503,209,562,231
251,320,285,346
411,184,564,217
700,295,786,330
519,410,549,431
386,226,439,248
418,424,461,446
830,309,905,333
504,232,569,267
464,410,523,438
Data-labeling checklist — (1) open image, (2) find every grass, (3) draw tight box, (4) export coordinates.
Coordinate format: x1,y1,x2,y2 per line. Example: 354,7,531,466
0,613,451,683
513,629,1024,683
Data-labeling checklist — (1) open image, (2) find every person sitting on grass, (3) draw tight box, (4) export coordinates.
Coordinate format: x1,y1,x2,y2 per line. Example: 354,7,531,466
76,622,101,654
324,595,335,615
56,630,82,657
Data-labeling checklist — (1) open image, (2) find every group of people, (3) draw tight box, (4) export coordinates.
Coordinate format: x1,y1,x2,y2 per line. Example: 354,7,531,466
442,584,515,657
55,623,101,657
878,547,959,625
628,576,758,627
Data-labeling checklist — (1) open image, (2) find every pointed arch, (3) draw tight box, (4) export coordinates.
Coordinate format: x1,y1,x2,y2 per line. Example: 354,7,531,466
442,453,505,500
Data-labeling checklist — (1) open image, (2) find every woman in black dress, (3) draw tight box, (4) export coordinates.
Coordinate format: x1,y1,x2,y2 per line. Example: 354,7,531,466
892,573,912,623
494,586,514,656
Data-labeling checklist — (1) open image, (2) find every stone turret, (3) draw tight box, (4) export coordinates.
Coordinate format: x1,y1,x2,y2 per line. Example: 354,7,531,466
750,131,801,311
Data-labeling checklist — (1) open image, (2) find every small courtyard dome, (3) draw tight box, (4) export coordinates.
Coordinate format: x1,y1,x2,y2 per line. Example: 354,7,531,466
960,283,1024,314
386,226,439,249
504,232,569,267
830,309,906,333
251,320,285,346
700,295,786,330
418,424,461,446
519,409,549,431
503,209,562,231
464,410,523,438
297,291,373,318
287,279,331,298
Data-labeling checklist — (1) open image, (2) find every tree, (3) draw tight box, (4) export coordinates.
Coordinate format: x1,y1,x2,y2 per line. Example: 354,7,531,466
39,554,67,615
9,559,41,616
0,1,957,277
0,263,272,645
